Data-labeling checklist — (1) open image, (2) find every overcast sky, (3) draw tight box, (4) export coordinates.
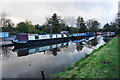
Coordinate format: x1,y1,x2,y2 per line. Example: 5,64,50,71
0,0,119,27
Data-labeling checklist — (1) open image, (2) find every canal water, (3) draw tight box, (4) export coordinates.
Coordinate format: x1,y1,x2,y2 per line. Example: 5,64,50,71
0,36,113,78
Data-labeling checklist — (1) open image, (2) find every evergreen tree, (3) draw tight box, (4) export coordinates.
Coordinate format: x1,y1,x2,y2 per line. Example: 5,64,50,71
76,16,87,33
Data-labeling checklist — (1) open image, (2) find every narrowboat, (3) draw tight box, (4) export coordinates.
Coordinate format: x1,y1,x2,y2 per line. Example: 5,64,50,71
95,32,102,36
12,33,69,46
86,32,95,37
103,32,115,37
71,32,95,40
71,33,87,40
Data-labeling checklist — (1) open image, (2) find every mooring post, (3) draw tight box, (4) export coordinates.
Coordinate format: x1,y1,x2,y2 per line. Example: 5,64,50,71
41,71,45,80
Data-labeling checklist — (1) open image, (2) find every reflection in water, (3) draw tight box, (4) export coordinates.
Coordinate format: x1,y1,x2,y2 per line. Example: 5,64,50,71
13,42,69,57
1,36,112,78
85,37,98,48
50,48,60,56
103,37,114,42
73,37,98,51
76,42,84,51
72,38,86,43
1,47,13,59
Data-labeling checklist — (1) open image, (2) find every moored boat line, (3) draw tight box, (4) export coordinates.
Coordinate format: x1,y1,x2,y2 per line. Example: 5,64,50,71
12,32,94,45
0,32,115,47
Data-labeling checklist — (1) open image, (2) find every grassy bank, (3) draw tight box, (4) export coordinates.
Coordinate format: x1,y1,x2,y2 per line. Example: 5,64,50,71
54,35,119,78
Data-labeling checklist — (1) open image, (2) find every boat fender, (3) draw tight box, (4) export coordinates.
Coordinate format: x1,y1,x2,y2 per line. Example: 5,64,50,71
50,35,52,38
35,35,39,39
14,37,16,40
61,34,64,37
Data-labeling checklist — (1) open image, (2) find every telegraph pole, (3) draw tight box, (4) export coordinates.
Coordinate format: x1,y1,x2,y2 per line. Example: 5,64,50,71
28,21,30,34
77,26,78,33
50,24,52,34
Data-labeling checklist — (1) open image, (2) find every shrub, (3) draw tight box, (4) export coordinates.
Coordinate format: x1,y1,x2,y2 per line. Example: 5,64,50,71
66,66,74,71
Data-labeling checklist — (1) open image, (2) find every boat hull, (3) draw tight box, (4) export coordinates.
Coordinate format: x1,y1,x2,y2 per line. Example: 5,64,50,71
71,36,86,41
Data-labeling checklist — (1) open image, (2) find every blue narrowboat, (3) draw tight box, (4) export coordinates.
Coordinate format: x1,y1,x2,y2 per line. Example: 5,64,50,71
86,32,95,37
71,33,87,40
0,32,9,38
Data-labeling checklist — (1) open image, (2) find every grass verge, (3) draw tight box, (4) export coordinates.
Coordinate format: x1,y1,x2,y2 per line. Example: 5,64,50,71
53,35,119,78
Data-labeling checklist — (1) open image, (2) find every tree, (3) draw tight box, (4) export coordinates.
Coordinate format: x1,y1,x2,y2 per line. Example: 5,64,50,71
110,22,118,32
16,22,28,33
63,16,76,27
68,27,77,34
103,23,110,32
26,20,35,33
86,19,99,32
114,11,120,34
0,12,14,33
16,20,35,33
103,12,120,34
35,24,42,34
59,19,68,31
76,16,87,33
45,13,61,33
35,24,40,30
0,12,6,28
116,11,120,29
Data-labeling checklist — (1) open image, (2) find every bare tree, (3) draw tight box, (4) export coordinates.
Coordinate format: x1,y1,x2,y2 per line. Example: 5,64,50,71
0,12,14,33
115,11,120,29
0,12,6,31
86,19,99,32
63,16,77,27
